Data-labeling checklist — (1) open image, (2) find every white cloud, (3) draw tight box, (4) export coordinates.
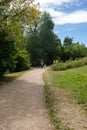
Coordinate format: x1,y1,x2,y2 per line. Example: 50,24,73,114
67,27,75,31
53,10,87,25
35,0,75,7
35,0,76,11
35,0,87,25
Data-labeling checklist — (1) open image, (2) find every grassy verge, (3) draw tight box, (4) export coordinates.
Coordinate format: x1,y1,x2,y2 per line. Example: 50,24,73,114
43,66,87,129
0,70,28,87
44,85,62,130
43,71,74,130
47,66,87,107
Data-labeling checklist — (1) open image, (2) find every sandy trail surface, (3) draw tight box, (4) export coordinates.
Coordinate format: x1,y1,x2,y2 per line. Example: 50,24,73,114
0,68,53,130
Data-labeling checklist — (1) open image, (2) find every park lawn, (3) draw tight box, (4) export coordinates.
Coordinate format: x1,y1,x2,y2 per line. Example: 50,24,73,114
44,65,87,107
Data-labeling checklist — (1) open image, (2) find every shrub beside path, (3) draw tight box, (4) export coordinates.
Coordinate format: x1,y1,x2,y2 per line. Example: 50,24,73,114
0,68,53,130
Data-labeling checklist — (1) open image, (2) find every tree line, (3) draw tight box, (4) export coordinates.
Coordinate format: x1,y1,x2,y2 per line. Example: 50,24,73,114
0,0,87,79
26,11,87,65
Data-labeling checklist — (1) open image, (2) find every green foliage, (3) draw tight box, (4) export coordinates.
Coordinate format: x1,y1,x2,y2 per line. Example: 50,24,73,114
51,57,87,71
13,48,31,72
62,37,87,61
0,0,87,77
71,43,87,59
27,11,61,66
27,31,42,66
0,29,15,79
48,34,63,62
0,0,10,26
63,36,73,47
27,26,87,67
39,12,58,65
0,0,39,78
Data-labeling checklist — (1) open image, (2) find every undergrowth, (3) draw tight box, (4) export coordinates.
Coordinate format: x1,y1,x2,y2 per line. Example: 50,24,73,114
52,57,87,71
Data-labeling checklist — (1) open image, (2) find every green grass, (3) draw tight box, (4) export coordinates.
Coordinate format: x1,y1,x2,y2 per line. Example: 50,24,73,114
43,66,87,130
45,66,87,107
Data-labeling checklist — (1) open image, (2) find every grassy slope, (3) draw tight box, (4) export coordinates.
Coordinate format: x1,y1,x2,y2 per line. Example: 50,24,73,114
45,66,87,106
44,66,87,130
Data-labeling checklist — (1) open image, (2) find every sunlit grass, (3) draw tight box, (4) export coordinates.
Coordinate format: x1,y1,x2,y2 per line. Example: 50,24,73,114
45,66,87,107
43,66,87,130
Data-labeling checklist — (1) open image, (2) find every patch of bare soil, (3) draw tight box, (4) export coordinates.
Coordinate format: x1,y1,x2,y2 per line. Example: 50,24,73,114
0,68,53,130
52,87,87,130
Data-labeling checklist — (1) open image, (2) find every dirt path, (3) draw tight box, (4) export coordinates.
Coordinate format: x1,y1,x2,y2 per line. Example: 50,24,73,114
53,88,87,130
0,68,53,130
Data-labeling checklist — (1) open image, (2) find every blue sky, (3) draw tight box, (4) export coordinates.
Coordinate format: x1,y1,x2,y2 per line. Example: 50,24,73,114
35,0,87,46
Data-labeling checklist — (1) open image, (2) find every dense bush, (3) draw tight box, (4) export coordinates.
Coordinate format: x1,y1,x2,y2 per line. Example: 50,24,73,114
13,48,31,72
51,57,87,71
0,29,16,79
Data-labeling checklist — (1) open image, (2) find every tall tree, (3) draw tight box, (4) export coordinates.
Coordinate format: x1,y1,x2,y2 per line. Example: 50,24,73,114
39,11,58,65
62,36,73,61
63,36,73,47
54,34,62,61
27,30,41,66
27,11,61,66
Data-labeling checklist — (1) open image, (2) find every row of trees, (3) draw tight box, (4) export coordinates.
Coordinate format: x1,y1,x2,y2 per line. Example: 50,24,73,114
62,37,87,61
0,0,87,79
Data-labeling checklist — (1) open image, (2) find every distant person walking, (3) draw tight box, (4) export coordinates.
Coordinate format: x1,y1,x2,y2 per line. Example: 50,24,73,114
43,64,46,69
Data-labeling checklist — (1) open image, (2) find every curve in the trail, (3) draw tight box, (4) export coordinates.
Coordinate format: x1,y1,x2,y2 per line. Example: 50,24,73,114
0,68,53,130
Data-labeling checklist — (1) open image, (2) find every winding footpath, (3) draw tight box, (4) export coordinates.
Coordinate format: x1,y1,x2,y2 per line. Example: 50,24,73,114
0,68,53,130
